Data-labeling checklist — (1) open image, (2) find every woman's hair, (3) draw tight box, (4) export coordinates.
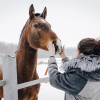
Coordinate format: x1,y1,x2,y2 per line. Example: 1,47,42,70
78,38,100,55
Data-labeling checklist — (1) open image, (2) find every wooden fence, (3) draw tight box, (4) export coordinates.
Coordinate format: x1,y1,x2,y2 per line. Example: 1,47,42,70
0,54,49,100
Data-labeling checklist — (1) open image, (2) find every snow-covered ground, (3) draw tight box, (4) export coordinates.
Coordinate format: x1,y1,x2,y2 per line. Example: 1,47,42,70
2,57,72,100
37,58,64,100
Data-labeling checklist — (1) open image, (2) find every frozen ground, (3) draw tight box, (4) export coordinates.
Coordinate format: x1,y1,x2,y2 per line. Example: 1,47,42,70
37,58,64,100
2,57,72,100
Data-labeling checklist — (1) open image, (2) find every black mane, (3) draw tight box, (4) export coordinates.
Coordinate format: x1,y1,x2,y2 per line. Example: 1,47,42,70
35,13,40,17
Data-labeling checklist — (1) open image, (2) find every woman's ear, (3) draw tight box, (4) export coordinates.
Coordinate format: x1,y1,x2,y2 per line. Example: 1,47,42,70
76,49,83,57
76,49,79,57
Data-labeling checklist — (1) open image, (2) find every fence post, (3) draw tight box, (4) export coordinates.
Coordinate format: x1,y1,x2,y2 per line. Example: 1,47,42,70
2,55,18,100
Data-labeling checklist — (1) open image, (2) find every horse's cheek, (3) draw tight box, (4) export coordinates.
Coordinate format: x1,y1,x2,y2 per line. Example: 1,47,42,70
28,33,39,48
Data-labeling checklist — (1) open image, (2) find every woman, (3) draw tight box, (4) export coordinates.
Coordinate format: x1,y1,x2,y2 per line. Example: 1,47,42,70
48,38,100,100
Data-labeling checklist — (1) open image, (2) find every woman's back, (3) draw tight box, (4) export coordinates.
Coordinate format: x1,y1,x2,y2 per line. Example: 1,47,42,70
79,81,100,100
47,38,100,100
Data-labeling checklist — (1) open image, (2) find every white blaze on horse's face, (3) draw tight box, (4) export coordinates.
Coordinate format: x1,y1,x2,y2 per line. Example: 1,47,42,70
53,39,62,54
56,39,62,54
40,19,46,23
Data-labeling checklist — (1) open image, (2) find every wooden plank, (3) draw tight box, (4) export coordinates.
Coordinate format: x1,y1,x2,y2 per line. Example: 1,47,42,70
2,55,18,100
2,54,49,100
18,77,49,89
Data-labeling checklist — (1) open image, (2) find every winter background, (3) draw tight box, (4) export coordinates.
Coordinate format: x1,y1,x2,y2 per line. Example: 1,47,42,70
0,0,100,100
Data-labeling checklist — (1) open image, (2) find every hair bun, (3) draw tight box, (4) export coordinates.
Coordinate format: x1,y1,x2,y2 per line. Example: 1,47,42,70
78,38,96,55
95,40,100,55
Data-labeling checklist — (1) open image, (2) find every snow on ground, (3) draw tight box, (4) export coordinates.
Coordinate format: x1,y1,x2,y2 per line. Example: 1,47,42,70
37,58,64,100
2,57,72,100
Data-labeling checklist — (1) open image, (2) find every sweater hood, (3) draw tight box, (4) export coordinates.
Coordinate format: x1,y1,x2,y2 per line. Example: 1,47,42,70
60,54,100,72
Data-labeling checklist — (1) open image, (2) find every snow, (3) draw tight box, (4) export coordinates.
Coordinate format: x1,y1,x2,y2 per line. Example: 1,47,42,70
37,58,64,100
2,57,72,100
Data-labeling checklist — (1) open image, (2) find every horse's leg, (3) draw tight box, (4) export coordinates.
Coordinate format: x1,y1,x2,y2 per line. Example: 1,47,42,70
0,98,1,100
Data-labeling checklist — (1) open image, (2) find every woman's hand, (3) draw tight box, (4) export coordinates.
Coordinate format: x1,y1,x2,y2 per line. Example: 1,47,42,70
48,41,55,56
59,45,66,59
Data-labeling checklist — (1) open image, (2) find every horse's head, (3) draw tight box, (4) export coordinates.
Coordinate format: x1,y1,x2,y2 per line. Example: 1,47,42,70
26,4,62,54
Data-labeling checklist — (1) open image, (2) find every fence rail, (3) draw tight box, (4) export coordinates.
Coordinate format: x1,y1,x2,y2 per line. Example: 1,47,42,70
0,54,49,100
18,77,49,90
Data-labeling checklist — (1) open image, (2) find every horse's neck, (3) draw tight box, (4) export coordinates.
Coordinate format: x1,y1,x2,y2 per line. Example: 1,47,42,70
16,35,38,84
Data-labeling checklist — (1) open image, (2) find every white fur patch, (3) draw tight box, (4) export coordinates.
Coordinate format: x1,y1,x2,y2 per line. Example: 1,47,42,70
56,39,62,53
61,54,100,72
40,19,46,23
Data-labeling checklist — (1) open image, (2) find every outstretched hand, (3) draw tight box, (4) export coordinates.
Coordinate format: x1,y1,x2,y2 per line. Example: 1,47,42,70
48,41,55,56
48,41,66,59
59,45,66,59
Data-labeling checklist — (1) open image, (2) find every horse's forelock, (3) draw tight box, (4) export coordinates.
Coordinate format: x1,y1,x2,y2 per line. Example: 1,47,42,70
35,13,41,17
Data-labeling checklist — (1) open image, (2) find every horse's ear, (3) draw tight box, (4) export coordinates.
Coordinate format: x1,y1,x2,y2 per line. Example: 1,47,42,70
40,7,47,19
29,4,35,19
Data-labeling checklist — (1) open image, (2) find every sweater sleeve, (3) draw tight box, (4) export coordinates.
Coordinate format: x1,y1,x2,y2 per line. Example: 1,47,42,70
48,56,87,95
62,57,69,64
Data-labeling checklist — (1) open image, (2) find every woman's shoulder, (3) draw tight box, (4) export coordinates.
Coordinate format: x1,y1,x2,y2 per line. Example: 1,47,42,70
61,54,100,72
67,67,100,82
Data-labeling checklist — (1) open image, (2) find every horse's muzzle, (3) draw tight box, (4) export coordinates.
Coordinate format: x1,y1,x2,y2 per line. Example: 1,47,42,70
53,39,62,54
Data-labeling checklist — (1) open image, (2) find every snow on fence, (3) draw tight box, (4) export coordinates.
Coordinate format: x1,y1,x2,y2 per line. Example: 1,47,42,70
0,54,49,100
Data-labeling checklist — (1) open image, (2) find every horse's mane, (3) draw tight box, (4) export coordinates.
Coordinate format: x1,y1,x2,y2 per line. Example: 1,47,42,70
16,20,28,53
15,13,40,53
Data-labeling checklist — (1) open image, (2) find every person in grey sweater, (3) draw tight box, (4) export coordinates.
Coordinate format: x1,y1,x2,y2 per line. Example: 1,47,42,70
48,38,100,100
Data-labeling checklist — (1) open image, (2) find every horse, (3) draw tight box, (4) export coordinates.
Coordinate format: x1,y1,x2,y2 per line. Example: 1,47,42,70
0,4,62,100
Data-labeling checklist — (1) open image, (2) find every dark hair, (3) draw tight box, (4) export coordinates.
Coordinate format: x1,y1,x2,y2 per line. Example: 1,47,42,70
78,38,100,55
95,40,100,55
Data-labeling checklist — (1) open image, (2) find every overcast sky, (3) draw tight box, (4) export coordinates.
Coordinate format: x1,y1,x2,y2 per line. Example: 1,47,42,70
0,0,100,47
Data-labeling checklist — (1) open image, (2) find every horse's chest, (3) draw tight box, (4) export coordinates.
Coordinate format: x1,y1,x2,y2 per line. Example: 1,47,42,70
18,83,40,100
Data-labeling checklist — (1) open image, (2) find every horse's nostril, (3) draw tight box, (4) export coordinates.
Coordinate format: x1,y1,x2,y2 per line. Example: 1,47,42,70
52,40,58,54
52,39,62,54
52,41,57,47
52,40,56,45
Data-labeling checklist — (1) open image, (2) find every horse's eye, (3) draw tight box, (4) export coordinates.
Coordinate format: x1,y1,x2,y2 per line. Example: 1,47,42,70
33,25,38,28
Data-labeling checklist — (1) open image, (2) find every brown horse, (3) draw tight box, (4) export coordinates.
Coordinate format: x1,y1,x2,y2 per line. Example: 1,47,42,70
0,4,62,100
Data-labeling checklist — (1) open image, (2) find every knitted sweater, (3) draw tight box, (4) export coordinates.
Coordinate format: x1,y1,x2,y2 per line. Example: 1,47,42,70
48,55,100,100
